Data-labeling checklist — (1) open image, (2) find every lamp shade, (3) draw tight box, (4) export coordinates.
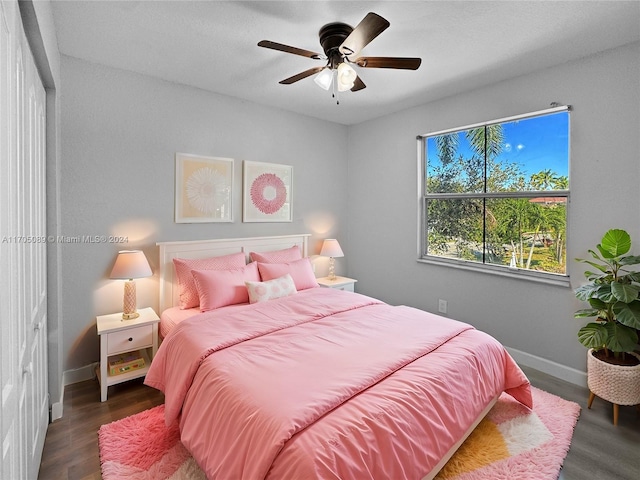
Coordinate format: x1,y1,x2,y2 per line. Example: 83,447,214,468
336,63,357,92
314,68,333,90
320,239,344,258
110,250,152,280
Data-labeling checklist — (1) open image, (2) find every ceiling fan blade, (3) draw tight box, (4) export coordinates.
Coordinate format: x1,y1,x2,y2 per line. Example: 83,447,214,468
339,12,390,58
355,56,422,70
258,40,324,60
351,76,366,92
279,67,325,85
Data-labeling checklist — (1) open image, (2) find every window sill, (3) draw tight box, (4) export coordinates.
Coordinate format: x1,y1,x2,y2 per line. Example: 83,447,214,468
417,256,571,288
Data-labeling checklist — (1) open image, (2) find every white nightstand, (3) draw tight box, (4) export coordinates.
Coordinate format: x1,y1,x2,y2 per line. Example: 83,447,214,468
316,276,357,292
96,307,160,402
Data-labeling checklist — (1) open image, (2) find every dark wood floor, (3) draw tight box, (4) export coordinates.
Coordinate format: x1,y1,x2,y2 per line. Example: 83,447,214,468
38,366,639,479
38,377,164,480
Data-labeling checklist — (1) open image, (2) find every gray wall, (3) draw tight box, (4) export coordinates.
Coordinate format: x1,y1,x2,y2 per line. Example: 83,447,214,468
346,41,640,378
58,40,640,384
59,56,349,371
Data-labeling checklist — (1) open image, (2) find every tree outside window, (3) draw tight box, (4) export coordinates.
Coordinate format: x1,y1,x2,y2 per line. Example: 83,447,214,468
420,108,569,278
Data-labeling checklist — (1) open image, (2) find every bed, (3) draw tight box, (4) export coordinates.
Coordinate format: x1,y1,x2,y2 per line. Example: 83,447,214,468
146,234,532,479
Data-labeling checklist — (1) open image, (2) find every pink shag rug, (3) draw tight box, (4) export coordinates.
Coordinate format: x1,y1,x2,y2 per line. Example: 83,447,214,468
98,386,579,480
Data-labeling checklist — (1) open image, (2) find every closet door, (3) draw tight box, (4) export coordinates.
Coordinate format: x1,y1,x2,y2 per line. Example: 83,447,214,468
0,1,20,478
0,1,48,478
19,31,48,480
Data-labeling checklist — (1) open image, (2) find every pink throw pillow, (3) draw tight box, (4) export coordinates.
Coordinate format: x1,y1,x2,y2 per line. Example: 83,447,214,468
249,245,302,263
173,252,246,309
246,274,297,304
191,262,260,312
257,258,318,291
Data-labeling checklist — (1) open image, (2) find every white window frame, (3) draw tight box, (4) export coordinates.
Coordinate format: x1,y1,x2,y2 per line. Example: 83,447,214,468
417,106,571,287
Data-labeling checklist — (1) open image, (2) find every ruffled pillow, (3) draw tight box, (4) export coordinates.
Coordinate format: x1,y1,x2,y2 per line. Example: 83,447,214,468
249,245,302,264
245,274,297,304
173,252,246,309
257,257,318,291
191,262,260,312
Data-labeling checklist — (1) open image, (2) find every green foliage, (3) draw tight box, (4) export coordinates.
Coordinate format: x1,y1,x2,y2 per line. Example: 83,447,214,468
425,124,567,273
574,229,640,354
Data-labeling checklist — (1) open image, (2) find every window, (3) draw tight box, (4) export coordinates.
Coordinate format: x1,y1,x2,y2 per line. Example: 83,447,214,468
419,106,570,282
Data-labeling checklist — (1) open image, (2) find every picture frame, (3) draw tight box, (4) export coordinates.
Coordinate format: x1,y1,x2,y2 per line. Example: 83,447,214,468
175,153,234,223
243,161,293,222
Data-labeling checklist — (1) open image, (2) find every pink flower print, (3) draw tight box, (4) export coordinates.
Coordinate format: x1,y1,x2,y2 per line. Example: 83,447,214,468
250,173,287,214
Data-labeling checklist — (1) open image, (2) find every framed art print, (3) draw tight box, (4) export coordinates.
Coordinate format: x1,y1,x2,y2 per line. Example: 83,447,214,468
243,161,293,222
175,153,234,223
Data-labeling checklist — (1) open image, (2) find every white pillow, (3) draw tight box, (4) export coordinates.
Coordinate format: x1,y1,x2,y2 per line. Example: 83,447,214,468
245,274,297,304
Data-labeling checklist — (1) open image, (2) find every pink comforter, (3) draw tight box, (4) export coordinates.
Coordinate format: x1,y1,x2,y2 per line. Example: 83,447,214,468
145,288,531,479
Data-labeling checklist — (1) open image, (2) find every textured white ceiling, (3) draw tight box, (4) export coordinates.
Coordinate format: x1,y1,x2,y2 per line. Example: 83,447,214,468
51,1,640,125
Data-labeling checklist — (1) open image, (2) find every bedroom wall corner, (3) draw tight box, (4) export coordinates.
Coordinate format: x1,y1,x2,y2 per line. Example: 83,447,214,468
345,41,640,378
58,56,350,374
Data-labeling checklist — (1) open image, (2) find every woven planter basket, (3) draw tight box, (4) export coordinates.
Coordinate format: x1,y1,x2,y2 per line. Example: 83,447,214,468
587,348,640,406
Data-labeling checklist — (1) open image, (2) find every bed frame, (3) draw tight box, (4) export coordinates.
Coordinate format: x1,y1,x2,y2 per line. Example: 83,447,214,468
156,233,311,313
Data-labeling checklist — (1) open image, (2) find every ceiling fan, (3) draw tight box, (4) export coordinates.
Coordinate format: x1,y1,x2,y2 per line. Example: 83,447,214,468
258,12,421,102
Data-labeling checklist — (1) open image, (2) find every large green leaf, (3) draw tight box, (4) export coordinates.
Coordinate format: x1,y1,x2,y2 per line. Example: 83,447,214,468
587,299,608,314
618,255,640,266
611,281,640,303
574,283,600,301
587,249,605,262
603,322,638,352
574,308,600,318
577,322,607,349
613,300,640,329
593,284,614,303
577,258,608,274
600,229,631,258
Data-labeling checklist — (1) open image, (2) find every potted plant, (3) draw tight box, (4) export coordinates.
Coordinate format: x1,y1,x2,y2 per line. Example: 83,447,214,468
574,228,640,424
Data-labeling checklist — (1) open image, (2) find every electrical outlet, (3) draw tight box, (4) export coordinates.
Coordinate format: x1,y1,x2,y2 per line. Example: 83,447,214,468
438,299,448,314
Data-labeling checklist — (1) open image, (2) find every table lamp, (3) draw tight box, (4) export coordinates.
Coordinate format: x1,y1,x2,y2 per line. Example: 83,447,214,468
110,250,152,320
320,238,344,281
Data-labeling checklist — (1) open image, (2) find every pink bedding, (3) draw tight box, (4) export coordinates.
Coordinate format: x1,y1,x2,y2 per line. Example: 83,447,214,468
159,306,199,339
160,303,250,339
145,288,531,479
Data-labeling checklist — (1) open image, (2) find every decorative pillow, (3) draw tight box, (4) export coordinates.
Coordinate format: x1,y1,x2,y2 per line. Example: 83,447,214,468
249,245,302,264
245,274,297,304
257,257,318,291
191,262,260,312
173,252,246,309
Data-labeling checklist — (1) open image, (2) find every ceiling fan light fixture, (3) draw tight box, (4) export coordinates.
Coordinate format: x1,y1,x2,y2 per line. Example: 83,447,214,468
258,12,421,99
336,62,357,92
314,68,333,90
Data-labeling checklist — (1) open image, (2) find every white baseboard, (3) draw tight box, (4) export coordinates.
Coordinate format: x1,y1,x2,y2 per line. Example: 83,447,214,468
50,362,99,421
63,362,99,386
506,346,587,387
50,389,64,422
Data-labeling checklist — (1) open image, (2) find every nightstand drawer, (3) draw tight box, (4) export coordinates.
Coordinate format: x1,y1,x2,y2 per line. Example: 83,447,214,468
334,283,354,292
107,325,153,355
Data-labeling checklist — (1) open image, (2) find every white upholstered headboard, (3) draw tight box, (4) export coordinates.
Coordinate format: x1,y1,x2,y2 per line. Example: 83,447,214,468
156,234,311,313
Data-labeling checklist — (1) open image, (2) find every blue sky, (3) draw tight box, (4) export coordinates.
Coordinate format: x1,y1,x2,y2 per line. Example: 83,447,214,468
428,111,569,179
